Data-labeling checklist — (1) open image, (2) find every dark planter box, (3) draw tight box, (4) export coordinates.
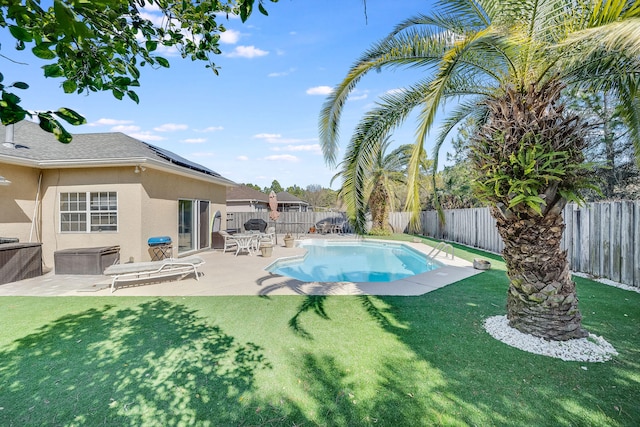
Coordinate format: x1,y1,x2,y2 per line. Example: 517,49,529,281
211,231,225,249
0,242,43,285
54,246,120,275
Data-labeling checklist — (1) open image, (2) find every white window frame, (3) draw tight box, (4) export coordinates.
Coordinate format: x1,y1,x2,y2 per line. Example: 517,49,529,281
60,191,118,233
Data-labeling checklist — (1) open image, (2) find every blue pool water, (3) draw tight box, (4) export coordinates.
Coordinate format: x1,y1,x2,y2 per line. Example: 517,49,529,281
266,240,441,282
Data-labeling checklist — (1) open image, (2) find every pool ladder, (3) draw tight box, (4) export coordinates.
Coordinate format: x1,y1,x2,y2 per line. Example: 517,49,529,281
427,241,454,260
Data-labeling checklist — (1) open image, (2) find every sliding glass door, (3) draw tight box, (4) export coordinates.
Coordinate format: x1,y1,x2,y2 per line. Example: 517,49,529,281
178,199,210,254
198,201,210,250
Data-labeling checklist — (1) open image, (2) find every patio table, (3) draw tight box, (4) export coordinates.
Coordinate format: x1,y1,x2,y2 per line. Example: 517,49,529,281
230,233,258,256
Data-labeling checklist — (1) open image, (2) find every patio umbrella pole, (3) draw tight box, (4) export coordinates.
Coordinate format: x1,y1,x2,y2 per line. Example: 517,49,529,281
269,191,280,245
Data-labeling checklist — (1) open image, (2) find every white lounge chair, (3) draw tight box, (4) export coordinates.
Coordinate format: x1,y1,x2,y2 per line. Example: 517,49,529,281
104,256,205,293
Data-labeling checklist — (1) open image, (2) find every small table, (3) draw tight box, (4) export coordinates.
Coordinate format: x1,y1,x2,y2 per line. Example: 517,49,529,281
231,234,258,256
150,244,172,261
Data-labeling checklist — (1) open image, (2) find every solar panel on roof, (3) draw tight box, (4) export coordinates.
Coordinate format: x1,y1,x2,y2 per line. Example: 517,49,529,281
146,144,221,177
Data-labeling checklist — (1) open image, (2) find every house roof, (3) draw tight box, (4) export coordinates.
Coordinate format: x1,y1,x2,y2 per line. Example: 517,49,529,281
0,121,236,186
226,185,269,203
276,191,309,205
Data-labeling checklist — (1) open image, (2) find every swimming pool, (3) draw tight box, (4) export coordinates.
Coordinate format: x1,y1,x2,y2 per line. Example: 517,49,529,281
266,240,442,282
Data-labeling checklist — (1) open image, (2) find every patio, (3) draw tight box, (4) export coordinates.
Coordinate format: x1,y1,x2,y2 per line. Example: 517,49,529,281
0,235,479,297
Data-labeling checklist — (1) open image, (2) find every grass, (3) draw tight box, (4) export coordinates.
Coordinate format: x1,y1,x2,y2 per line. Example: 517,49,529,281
0,238,638,426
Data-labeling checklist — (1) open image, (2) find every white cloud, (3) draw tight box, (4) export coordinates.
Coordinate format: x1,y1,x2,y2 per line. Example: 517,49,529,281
385,88,405,96
237,155,249,161
199,126,224,132
264,154,299,162
254,133,281,140
349,89,369,101
112,125,141,132
254,133,317,144
220,29,241,44
226,45,269,58
271,144,321,153
154,123,189,132
306,86,333,95
268,67,296,77
139,11,164,27
127,131,166,141
89,118,134,127
181,138,207,144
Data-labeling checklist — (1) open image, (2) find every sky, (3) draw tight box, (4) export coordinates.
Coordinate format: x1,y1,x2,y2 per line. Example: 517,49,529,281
1,0,447,190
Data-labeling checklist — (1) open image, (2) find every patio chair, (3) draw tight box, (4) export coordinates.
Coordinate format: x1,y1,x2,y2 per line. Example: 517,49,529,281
332,220,347,234
319,222,333,234
257,226,276,249
218,230,238,253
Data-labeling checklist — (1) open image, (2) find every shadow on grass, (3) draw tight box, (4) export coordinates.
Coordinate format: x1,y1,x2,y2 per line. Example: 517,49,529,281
288,295,392,340
0,299,271,426
281,263,639,425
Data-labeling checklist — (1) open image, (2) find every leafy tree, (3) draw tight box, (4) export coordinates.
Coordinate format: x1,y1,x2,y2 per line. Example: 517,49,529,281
566,88,638,199
285,184,305,199
429,163,482,210
242,183,263,192
320,0,640,340
267,179,283,194
332,136,427,234
428,117,483,209
0,0,275,142
304,184,324,208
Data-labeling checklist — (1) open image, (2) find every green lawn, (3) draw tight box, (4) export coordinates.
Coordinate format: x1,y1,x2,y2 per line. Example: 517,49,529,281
0,239,638,426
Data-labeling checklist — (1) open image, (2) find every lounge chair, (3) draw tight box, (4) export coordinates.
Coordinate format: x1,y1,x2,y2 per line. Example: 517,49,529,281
104,256,205,293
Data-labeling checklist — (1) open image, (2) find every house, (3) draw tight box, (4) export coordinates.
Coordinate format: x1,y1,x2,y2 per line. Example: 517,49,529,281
0,120,236,269
226,185,269,212
276,191,310,212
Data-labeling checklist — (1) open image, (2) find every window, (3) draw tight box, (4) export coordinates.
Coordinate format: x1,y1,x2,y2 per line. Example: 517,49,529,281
60,192,118,232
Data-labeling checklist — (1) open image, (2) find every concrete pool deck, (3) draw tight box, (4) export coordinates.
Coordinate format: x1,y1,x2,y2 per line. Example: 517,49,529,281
0,236,483,297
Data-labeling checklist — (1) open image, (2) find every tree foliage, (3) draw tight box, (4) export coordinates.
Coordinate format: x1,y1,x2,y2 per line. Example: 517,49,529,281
331,136,428,233
0,0,276,141
565,87,639,199
266,179,283,194
319,0,640,340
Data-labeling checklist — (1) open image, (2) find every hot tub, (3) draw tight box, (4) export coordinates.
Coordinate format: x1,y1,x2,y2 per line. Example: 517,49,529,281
54,246,120,275
0,242,43,285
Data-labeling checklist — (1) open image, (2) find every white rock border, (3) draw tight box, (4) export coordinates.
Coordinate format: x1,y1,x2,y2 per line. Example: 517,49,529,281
484,315,618,362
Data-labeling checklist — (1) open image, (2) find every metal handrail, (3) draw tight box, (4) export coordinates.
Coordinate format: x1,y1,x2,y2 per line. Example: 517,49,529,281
427,241,454,260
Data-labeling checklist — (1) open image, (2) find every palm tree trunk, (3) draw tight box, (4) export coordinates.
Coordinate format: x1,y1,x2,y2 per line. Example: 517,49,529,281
369,182,390,232
491,206,588,340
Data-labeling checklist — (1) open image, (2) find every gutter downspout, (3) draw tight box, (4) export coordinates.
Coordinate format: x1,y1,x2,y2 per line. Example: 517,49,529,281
29,171,43,242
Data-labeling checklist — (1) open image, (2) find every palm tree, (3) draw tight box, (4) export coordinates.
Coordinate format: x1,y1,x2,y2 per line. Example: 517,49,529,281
332,136,429,234
320,0,640,341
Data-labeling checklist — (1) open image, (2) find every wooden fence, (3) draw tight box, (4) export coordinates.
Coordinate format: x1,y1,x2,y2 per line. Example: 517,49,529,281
227,201,639,288
412,201,639,288
226,211,353,237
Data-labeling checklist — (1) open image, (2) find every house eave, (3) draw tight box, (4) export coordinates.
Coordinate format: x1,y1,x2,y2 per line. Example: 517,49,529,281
0,155,237,187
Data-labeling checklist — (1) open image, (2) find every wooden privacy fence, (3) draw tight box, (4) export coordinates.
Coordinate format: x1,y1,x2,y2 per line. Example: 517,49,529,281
412,201,639,288
226,201,639,288
226,211,353,236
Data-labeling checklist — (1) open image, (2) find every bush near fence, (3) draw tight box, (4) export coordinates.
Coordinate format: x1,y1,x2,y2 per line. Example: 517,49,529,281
226,201,639,288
